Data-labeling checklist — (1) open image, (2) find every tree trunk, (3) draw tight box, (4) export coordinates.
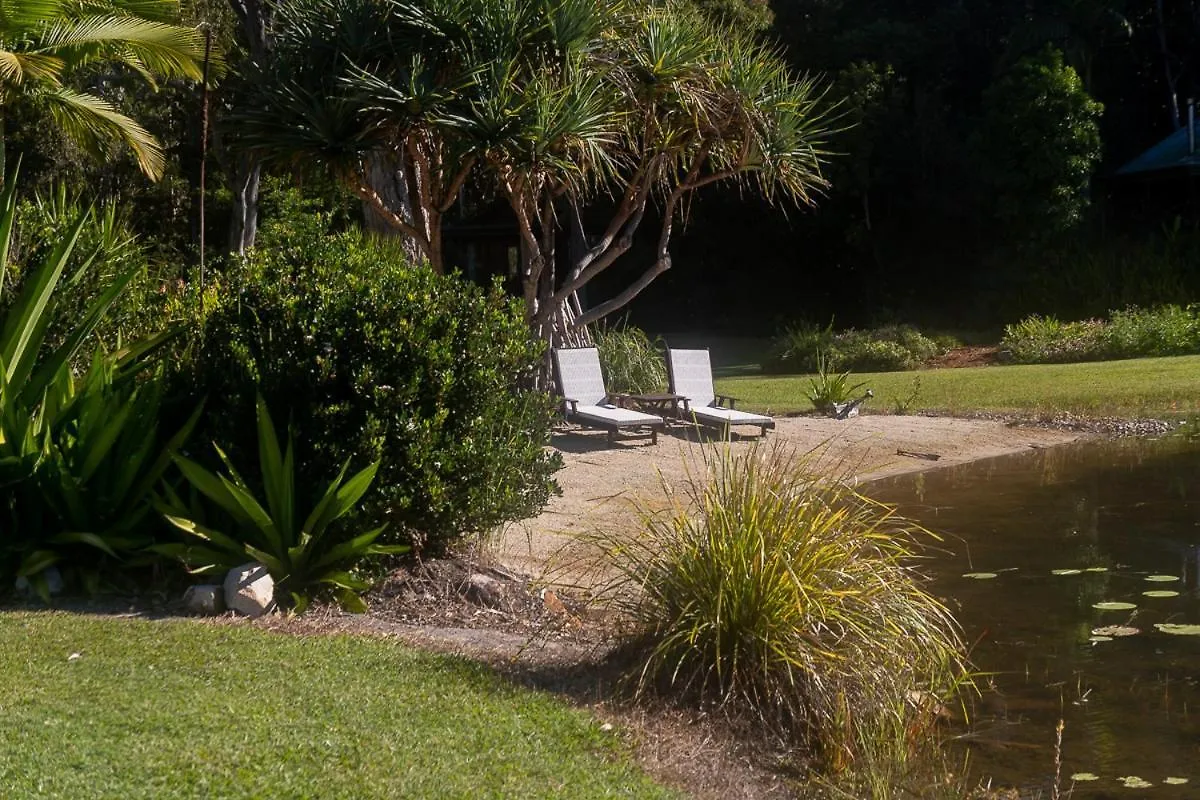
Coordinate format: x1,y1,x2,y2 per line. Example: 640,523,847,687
362,150,423,264
1156,0,1183,130
226,0,274,252
228,155,261,254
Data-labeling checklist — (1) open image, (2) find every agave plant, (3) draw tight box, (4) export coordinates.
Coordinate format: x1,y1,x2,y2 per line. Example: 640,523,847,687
805,351,867,414
0,167,189,597
156,396,406,612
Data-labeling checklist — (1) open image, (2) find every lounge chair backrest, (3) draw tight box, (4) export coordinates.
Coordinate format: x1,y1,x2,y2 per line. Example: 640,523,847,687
667,349,715,407
554,347,608,406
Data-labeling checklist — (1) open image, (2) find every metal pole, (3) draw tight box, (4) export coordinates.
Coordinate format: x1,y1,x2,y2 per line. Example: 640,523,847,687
199,26,212,290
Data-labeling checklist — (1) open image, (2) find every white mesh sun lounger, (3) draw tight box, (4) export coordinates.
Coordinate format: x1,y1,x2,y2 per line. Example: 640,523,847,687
666,348,774,437
553,347,665,444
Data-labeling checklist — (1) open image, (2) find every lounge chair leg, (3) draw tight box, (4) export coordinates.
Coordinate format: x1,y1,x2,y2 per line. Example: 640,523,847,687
651,428,658,445
608,429,616,444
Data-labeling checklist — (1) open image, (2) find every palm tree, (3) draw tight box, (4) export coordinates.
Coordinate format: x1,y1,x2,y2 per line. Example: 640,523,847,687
239,0,832,358
0,0,210,180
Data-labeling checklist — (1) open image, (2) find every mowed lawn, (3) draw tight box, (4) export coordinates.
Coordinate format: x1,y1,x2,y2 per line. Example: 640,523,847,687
714,354,1200,418
0,612,671,800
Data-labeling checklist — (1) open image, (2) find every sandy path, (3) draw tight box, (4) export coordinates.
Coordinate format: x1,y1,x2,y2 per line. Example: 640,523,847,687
494,415,1084,587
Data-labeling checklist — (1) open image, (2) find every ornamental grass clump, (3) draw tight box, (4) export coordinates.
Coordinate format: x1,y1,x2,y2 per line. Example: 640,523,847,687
597,444,969,769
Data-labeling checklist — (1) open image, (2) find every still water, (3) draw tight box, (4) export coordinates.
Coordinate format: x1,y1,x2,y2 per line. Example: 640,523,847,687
869,438,1200,797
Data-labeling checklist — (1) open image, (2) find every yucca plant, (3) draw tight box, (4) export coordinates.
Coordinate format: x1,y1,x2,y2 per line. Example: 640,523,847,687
0,167,186,597
589,443,969,769
805,351,867,413
14,358,200,591
156,397,407,612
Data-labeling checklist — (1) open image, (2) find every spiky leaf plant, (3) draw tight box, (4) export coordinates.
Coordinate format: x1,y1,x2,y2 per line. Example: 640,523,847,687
591,443,970,770
156,396,407,612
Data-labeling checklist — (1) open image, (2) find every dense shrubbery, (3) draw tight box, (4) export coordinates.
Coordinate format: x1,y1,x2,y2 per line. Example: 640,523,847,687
594,324,666,394
765,322,946,374
591,445,969,768
176,210,560,553
1001,305,1200,364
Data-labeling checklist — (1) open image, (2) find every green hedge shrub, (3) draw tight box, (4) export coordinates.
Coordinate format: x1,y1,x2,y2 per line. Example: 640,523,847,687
765,323,945,374
1000,305,1200,364
177,219,561,554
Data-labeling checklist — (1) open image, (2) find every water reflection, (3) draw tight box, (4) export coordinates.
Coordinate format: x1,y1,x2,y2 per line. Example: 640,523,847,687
869,438,1200,797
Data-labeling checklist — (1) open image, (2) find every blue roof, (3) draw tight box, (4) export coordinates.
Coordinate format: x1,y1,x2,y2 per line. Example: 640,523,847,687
1117,127,1200,176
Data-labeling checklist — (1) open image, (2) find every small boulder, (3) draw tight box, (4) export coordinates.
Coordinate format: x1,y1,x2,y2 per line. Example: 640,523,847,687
15,566,64,598
463,573,505,609
224,562,275,618
183,584,226,615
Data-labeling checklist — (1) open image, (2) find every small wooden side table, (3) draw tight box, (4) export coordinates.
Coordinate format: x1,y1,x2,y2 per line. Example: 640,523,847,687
623,392,686,417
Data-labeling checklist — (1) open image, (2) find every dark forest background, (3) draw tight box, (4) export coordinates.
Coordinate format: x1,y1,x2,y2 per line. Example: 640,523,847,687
10,0,1199,336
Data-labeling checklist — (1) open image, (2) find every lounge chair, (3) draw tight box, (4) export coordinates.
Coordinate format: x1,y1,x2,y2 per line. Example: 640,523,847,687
553,347,665,444
666,348,774,437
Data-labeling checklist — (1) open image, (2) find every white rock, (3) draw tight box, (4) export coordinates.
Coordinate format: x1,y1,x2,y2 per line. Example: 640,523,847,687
15,566,64,597
183,584,226,615
223,563,275,618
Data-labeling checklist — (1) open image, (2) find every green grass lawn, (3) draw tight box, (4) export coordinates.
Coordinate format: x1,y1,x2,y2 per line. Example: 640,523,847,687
715,354,1200,418
0,612,671,800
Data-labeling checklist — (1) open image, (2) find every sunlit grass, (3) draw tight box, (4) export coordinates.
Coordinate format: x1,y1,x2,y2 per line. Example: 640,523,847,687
0,612,672,800
716,355,1200,418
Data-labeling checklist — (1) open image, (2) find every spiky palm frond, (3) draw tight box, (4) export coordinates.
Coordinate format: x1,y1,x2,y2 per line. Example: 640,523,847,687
37,84,164,177
0,0,207,179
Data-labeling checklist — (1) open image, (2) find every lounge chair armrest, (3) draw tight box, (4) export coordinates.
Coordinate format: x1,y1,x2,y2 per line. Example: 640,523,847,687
561,397,580,414
715,393,739,408
606,393,632,408
679,397,692,413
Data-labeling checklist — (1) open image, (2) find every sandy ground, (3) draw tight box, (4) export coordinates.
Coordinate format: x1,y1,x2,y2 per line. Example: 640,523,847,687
495,414,1084,588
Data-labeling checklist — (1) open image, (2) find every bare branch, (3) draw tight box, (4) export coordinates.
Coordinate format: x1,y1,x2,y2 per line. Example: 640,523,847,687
437,155,477,213
575,256,671,327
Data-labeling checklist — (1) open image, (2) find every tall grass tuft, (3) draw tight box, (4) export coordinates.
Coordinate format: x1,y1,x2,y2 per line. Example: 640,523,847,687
593,323,667,394
592,444,970,771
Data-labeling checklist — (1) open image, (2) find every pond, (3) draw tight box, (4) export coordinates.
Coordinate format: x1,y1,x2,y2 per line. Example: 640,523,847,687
869,437,1200,797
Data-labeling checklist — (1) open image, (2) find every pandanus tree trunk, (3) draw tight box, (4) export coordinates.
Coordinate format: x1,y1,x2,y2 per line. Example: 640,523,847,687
361,150,424,265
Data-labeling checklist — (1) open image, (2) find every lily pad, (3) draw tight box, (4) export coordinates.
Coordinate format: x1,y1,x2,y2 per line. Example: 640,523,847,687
1052,568,1082,576
1118,776,1153,789
1144,575,1180,583
1143,590,1180,598
1070,772,1100,781
1164,777,1189,785
1154,623,1200,636
1092,625,1139,637
962,572,997,580
1089,635,1113,643
1093,601,1137,611
1084,567,1109,573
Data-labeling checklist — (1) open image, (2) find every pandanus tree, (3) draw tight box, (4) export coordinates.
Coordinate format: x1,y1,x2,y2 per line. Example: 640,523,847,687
238,0,832,355
0,0,210,180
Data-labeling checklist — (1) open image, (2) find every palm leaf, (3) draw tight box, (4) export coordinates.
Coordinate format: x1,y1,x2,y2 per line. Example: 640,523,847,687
38,85,165,178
